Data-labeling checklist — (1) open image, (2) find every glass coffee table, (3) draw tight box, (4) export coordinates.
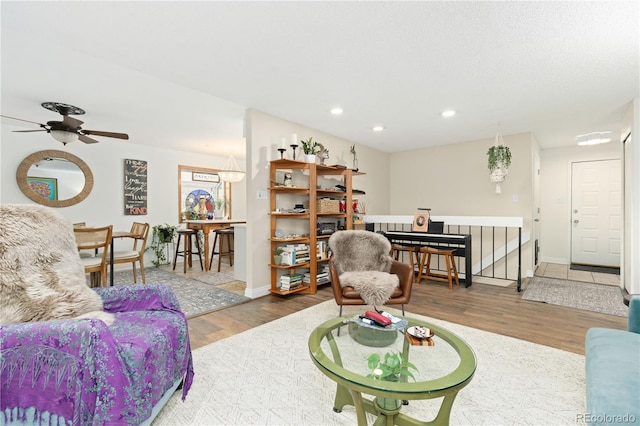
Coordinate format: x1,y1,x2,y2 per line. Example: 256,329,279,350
308,316,476,426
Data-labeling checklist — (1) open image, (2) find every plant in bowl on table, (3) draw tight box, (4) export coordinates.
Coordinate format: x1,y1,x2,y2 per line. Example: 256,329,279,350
367,351,419,410
182,210,200,220
367,352,418,382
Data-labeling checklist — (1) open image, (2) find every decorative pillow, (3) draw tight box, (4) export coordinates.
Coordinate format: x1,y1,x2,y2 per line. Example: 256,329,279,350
0,204,114,325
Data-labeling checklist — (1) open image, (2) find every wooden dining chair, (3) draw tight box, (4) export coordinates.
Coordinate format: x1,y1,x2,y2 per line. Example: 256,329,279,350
74,225,113,287
111,222,150,284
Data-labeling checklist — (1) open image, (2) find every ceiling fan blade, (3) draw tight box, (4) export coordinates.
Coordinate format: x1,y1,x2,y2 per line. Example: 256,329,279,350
79,134,100,144
82,129,129,140
1,114,46,126
62,115,84,128
13,129,48,133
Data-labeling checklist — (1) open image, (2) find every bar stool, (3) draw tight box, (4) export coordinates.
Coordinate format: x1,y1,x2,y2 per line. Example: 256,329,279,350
417,246,460,290
208,229,222,270
216,228,234,272
391,244,421,282
173,229,203,273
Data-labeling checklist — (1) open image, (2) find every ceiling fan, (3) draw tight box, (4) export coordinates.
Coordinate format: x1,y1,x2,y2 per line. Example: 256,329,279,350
1,102,129,145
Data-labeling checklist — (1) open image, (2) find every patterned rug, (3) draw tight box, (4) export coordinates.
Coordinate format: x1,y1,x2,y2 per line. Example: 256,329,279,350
522,276,628,317
153,300,585,425
109,268,250,318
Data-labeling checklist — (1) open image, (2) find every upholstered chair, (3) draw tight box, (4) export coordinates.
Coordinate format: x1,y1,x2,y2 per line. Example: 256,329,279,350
328,230,413,316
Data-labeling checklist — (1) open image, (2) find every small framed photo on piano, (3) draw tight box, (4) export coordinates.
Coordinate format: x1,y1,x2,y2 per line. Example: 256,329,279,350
413,212,429,232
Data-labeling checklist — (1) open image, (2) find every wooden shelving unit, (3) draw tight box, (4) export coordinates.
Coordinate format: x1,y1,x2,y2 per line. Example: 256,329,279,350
269,159,364,295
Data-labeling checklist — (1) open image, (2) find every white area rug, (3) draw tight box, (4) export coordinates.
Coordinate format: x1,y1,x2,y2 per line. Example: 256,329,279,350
153,301,585,425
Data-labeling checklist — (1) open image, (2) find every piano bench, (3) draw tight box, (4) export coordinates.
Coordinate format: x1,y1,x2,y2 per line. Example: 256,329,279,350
417,247,460,290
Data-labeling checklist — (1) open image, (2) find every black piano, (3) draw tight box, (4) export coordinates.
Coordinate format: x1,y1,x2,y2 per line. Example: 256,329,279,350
381,231,472,287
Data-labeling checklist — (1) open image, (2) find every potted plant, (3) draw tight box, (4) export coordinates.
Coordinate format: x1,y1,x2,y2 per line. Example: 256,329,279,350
273,246,284,265
367,351,418,410
146,223,178,266
487,144,512,193
301,137,321,163
182,210,200,221
214,197,225,219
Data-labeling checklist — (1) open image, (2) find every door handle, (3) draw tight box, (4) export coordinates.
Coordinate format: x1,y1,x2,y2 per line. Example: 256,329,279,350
574,220,579,223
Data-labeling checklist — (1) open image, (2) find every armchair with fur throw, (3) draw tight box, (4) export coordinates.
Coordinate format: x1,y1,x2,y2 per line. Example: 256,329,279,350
328,230,413,316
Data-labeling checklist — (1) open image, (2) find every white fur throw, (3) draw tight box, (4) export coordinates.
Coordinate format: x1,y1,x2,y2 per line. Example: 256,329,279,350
329,230,398,307
0,204,114,325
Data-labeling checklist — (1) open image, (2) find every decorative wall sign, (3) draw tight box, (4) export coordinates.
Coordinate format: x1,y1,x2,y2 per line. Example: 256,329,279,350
124,159,148,215
192,172,220,183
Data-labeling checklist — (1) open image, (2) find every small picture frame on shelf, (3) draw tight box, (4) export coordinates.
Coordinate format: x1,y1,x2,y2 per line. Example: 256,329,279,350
412,212,429,232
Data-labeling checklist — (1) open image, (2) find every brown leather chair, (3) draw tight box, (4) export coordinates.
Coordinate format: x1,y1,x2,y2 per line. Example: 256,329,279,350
328,230,414,317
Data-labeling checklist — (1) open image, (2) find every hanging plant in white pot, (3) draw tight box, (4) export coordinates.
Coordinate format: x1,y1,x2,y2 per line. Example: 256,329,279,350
487,128,512,194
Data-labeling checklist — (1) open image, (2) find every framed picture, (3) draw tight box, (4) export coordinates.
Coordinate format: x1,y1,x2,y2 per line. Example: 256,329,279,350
412,212,429,232
27,176,58,201
192,172,220,183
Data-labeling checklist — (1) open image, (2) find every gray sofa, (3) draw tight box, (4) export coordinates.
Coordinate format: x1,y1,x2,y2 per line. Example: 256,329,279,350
585,295,639,426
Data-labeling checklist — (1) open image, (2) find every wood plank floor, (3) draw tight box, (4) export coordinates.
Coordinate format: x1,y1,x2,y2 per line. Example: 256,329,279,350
186,277,628,355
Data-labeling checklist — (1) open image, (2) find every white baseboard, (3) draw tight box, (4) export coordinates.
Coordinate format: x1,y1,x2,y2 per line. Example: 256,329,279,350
540,256,568,265
244,285,270,299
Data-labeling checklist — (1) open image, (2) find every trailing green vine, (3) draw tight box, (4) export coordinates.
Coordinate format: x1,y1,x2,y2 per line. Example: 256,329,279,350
487,145,512,172
146,223,178,266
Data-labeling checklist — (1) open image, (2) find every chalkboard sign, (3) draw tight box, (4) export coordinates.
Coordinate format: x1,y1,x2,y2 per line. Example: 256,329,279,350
124,159,148,215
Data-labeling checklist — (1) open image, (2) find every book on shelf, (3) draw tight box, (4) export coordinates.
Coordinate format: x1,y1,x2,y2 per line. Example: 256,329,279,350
302,271,330,284
281,273,303,283
280,243,310,266
281,283,302,290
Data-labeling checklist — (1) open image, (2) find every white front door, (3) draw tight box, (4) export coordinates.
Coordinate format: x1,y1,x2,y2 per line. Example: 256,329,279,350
570,159,621,267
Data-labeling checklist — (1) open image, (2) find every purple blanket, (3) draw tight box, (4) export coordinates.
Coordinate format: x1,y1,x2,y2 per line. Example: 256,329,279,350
0,284,194,425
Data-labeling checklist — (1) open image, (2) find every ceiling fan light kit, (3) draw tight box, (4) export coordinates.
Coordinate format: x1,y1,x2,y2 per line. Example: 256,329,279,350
50,129,79,145
1,102,129,146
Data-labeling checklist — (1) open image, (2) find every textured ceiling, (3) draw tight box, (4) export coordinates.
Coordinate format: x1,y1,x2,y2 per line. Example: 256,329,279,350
1,1,638,156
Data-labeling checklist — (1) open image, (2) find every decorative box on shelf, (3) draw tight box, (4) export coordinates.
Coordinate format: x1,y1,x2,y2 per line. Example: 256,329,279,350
318,199,341,214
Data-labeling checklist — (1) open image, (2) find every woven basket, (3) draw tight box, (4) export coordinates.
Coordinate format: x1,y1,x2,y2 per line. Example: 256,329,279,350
317,199,340,214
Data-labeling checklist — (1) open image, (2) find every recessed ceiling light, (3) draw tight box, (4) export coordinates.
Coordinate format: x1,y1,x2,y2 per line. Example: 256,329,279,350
576,131,612,146
330,107,343,115
372,126,385,132
441,110,456,118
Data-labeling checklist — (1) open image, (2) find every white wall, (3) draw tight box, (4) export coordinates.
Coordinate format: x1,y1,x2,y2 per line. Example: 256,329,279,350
389,132,535,275
539,142,621,265
1,125,247,266
244,109,390,297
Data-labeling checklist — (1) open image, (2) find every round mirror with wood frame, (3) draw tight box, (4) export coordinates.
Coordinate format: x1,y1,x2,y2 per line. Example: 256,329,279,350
16,150,94,208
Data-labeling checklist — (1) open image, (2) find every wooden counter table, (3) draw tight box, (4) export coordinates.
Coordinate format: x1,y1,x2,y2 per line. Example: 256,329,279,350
184,219,246,272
